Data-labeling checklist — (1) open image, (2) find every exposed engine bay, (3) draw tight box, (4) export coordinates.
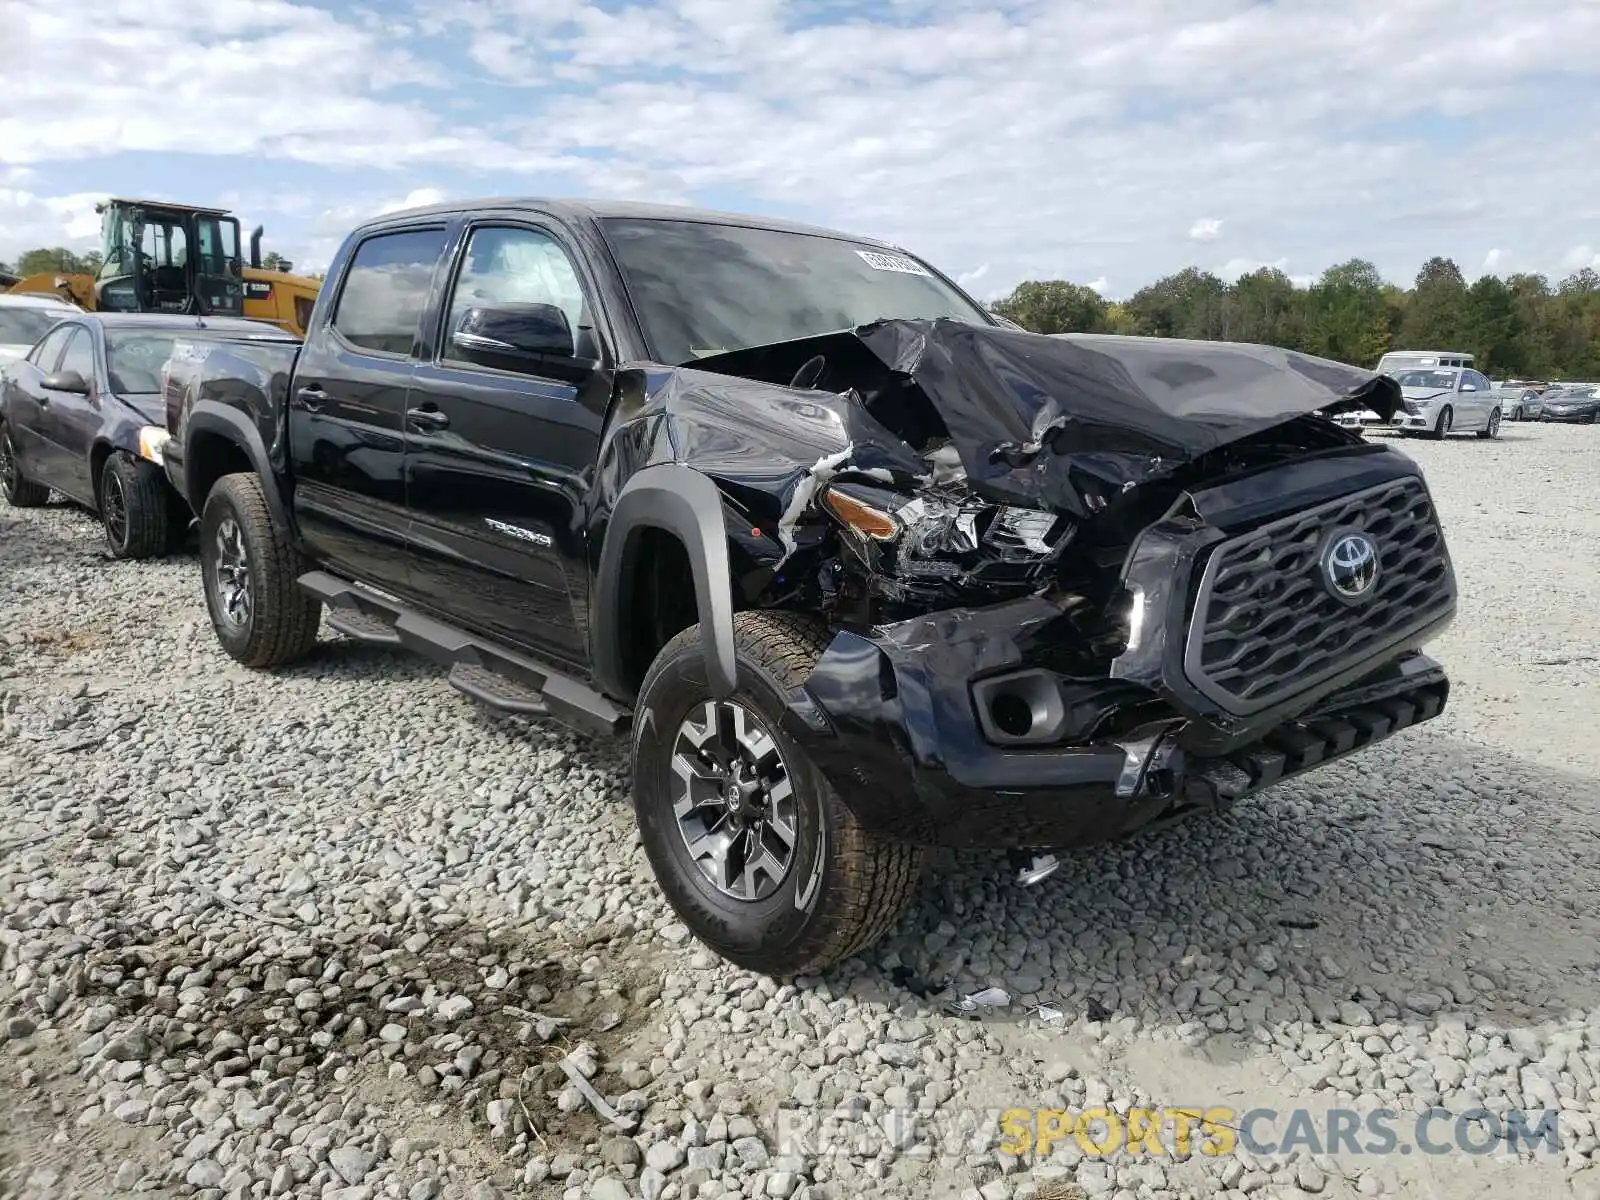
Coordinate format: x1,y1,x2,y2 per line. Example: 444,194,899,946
661,319,1401,670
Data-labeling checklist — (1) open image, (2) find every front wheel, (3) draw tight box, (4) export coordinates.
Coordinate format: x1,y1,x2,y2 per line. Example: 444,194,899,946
199,473,321,667
0,421,50,507
1476,408,1501,440
631,611,927,976
100,452,173,559
1428,406,1453,440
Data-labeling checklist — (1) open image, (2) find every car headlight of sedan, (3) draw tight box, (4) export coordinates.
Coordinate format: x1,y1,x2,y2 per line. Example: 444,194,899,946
137,426,171,465
820,480,1073,599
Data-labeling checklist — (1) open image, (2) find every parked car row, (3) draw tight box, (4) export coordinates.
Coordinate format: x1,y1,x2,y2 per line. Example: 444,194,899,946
3,198,1461,974
0,311,298,556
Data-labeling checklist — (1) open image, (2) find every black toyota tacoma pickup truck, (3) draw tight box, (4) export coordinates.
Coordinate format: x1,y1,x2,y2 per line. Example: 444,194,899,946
161,198,1457,975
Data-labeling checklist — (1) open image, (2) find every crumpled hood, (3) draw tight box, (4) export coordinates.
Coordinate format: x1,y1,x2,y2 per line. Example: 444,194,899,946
689,319,1399,518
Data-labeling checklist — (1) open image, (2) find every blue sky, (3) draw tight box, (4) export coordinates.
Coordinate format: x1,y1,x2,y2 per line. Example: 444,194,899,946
2,0,1598,299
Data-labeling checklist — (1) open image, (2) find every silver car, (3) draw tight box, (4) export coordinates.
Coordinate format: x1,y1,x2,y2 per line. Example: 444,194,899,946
1496,387,1542,420
1389,367,1502,439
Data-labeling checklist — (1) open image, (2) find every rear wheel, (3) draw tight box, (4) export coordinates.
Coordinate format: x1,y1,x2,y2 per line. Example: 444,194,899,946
1476,408,1501,440
199,473,321,667
0,421,50,507
100,452,173,559
632,611,927,976
1428,405,1453,440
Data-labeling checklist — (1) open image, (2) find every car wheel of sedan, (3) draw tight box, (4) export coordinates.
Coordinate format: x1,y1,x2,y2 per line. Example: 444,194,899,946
1476,408,1501,440
0,421,50,508
99,452,173,560
199,472,322,668
632,610,928,976
1428,406,1453,440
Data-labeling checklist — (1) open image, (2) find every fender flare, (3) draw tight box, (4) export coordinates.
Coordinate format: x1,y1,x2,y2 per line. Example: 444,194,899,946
592,463,738,702
183,403,291,532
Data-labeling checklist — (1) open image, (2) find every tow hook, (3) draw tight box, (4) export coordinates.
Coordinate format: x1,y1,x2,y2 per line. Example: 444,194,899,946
1010,850,1061,886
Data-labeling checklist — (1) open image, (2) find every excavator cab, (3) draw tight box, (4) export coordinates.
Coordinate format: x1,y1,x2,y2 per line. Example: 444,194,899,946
94,199,246,318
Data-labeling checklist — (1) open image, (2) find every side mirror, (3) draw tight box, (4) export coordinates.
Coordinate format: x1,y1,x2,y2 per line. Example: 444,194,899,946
452,303,580,363
41,369,90,394
1460,383,1477,392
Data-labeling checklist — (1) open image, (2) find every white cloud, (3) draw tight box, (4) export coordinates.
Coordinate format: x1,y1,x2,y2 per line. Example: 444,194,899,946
1,0,1597,291
957,263,990,288
0,190,105,260
1482,248,1506,272
379,188,450,215
1217,256,1289,281
1087,277,1109,295
1559,245,1600,272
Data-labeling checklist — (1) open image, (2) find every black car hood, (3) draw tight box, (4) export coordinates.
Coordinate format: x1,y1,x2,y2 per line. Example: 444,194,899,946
687,319,1399,517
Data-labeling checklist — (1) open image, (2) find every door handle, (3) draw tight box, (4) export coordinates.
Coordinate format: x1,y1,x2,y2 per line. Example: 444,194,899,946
405,406,450,431
296,386,330,412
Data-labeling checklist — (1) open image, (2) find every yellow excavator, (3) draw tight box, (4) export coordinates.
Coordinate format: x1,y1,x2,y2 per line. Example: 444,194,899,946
3,198,322,336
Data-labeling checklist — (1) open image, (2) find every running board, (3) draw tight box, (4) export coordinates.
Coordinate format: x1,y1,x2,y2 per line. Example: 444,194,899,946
299,570,630,739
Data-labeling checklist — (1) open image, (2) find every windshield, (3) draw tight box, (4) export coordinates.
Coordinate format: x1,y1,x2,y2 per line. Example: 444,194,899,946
600,217,992,365
106,331,182,392
1394,369,1459,390
0,308,65,347
1552,387,1597,400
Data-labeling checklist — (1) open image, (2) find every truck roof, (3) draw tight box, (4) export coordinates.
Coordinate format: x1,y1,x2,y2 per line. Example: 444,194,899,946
369,196,897,248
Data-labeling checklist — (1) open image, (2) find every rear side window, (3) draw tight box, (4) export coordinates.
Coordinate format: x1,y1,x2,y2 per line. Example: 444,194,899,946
331,228,448,356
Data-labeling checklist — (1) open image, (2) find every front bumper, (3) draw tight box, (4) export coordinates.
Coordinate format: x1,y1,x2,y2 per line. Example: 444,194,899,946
782,448,1457,850
784,605,1449,849
1541,408,1597,423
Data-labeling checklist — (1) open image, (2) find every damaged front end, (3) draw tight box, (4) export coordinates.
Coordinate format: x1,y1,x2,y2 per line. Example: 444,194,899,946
612,319,1455,850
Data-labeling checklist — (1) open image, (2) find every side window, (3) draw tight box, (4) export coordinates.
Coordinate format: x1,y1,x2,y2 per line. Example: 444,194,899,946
56,328,95,384
331,228,449,356
442,225,590,365
29,325,74,371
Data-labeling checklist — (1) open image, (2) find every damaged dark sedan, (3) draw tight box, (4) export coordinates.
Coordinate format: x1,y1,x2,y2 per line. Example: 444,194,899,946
159,199,1457,976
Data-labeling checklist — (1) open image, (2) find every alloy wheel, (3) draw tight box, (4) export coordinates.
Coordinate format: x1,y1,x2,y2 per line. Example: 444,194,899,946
670,699,798,902
102,468,128,549
213,515,252,629
1488,410,1500,438
0,431,14,495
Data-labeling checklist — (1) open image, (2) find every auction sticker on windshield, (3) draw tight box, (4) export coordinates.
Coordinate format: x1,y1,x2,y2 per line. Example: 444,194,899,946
855,249,931,276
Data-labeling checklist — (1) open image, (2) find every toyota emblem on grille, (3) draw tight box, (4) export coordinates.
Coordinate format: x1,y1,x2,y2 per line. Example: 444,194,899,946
1323,532,1380,600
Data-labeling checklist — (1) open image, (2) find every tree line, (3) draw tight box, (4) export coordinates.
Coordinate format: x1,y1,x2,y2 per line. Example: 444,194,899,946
992,257,1600,379
1,246,301,278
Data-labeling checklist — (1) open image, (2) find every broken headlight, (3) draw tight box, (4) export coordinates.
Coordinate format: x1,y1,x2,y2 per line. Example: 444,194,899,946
821,480,1072,599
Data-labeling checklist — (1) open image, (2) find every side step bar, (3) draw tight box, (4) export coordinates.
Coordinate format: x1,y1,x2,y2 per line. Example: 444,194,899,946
299,570,630,740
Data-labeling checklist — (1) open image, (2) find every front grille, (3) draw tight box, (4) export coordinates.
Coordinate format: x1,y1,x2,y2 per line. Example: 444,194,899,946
1182,477,1454,715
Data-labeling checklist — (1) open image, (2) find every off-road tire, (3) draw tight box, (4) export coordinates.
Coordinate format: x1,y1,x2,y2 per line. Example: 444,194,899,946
1428,405,1453,440
1476,408,1501,440
199,472,321,668
632,610,927,976
100,452,172,560
0,421,50,507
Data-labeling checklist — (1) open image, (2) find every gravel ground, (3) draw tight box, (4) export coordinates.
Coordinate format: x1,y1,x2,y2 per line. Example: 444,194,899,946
2,421,1599,1200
